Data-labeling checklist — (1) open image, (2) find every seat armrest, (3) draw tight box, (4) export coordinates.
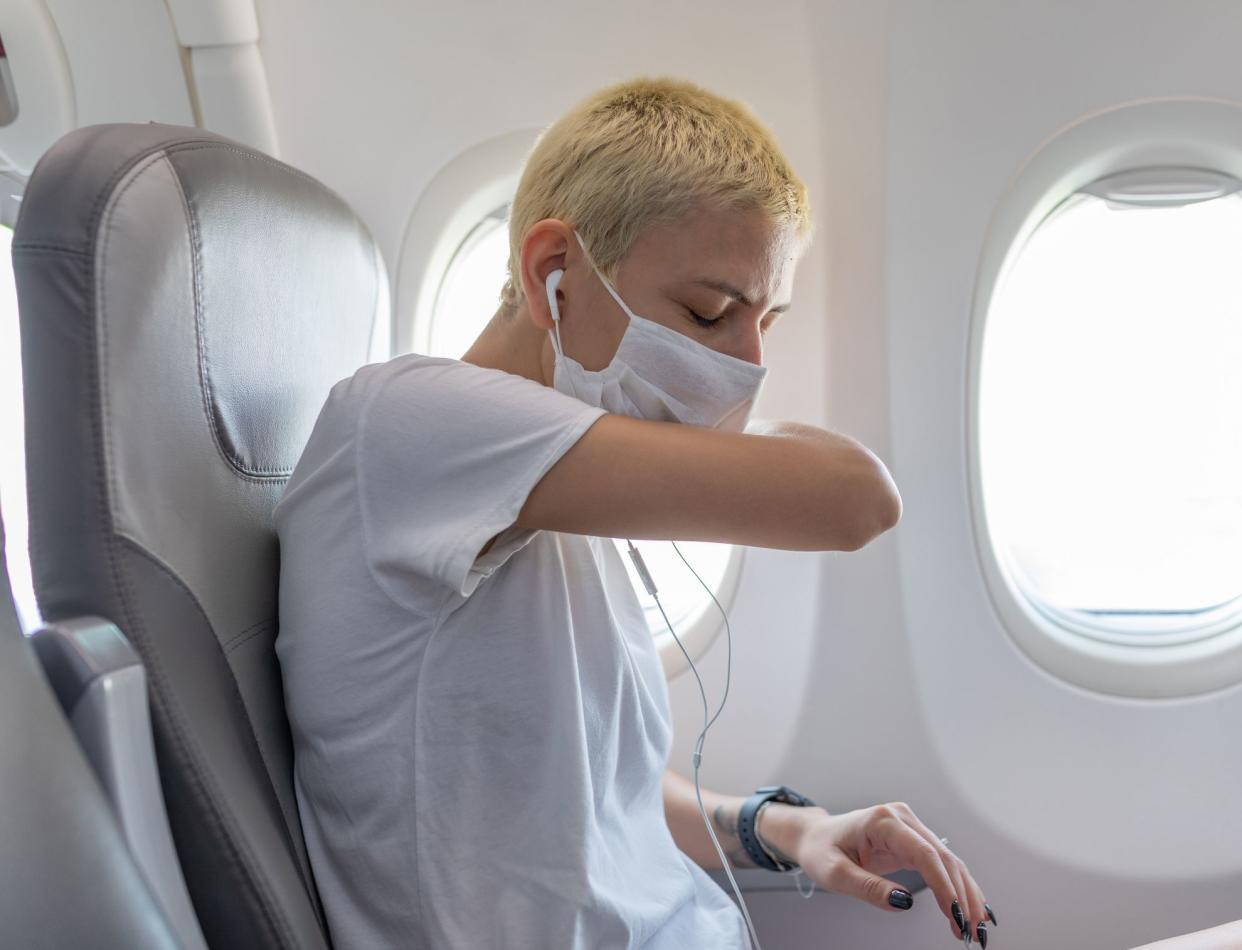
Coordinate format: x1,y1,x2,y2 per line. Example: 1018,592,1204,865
709,865,927,895
32,618,208,950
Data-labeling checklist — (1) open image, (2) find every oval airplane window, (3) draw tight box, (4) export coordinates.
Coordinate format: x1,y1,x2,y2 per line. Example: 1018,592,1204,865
422,204,740,675
0,222,38,632
979,169,1242,650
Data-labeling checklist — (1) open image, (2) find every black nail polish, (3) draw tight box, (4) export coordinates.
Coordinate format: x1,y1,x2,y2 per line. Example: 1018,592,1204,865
963,926,972,946
985,903,998,927
951,900,966,935
887,888,913,910
977,922,988,948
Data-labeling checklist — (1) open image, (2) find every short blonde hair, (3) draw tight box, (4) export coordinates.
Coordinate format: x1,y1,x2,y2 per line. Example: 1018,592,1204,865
499,76,812,313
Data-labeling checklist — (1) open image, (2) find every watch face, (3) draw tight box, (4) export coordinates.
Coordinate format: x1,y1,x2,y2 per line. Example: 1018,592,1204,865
775,786,815,807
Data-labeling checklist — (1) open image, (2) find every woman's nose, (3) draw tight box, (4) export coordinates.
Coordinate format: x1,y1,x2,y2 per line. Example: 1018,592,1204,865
732,327,764,366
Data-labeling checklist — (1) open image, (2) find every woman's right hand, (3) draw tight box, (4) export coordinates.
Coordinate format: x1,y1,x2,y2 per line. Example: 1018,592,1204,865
769,800,995,945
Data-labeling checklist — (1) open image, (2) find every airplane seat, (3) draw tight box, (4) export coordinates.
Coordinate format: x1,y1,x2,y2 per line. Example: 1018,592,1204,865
12,122,389,949
0,512,183,948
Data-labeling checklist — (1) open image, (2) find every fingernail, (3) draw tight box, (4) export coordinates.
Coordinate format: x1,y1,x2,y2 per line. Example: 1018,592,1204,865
887,888,913,910
962,926,972,946
977,922,988,948
985,903,998,927
951,900,966,935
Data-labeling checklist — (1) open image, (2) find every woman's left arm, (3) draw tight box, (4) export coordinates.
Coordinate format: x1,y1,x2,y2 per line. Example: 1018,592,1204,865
661,768,780,871
662,769,995,944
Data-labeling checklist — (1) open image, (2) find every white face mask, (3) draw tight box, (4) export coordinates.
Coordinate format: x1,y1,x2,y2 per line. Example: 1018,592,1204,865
544,232,768,431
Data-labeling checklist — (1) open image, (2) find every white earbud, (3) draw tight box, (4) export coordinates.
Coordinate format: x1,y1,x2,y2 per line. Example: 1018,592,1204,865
545,268,564,324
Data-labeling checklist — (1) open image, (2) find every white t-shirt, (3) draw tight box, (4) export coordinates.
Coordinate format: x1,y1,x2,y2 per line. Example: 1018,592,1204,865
274,353,750,949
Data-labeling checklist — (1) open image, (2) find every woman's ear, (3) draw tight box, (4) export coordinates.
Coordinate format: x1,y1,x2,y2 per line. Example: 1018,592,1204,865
519,219,573,331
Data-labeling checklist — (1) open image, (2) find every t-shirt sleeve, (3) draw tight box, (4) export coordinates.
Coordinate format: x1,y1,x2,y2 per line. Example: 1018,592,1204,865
356,357,606,610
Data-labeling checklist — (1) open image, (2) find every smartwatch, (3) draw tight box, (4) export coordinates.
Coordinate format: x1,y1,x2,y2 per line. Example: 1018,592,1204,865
737,784,817,872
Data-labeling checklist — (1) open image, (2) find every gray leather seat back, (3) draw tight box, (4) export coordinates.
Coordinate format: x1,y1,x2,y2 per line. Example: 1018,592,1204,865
0,514,181,950
13,123,388,949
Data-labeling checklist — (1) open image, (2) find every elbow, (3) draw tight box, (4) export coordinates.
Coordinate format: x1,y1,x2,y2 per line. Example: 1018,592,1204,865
862,482,903,547
804,447,902,552
842,467,903,552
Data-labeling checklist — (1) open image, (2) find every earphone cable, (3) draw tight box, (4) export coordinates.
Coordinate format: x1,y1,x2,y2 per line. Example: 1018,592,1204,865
627,540,763,950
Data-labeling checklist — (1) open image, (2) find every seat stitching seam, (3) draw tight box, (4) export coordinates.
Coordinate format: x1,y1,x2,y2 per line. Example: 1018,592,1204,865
11,242,90,257
222,615,277,650
166,159,276,481
224,619,276,654
165,149,317,481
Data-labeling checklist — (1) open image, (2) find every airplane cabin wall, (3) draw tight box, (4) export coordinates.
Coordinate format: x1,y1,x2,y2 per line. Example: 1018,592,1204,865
793,2,1242,948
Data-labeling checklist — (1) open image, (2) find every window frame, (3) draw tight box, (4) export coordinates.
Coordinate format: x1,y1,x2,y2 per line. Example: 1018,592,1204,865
0,175,37,632
395,130,540,358
967,97,1242,699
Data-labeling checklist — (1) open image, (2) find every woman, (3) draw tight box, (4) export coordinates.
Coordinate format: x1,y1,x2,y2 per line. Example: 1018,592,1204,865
275,76,994,948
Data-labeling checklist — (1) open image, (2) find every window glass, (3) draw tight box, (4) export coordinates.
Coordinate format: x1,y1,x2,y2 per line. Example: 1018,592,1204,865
617,539,733,639
980,182,1242,637
424,208,736,640
429,208,510,359
0,224,38,631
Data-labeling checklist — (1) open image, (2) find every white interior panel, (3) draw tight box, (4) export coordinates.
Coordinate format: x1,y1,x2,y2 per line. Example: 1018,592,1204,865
0,0,76,175
191,44,278,156
44,0,192,127
164,0,258,47
882,0,1242,945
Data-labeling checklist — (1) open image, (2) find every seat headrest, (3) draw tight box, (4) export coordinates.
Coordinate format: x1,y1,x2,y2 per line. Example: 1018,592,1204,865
18,122,388,477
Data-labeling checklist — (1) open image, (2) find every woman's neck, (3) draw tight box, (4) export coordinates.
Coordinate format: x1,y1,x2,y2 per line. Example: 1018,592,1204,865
460,305,553,387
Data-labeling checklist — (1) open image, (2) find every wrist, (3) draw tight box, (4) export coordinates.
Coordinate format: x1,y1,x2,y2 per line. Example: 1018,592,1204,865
757,802,828,868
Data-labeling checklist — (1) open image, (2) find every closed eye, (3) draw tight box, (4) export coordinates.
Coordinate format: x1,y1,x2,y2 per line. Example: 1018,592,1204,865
687,307,725,328
687,304,786,333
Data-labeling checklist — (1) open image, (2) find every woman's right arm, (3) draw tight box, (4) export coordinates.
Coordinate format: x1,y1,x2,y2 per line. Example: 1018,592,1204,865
515,413,902,552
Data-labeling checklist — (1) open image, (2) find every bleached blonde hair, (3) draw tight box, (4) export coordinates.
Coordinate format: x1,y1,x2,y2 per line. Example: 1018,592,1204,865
498,76,812,314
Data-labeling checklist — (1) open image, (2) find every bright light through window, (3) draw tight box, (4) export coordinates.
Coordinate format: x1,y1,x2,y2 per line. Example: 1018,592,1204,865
0,224,38,632
429,210,510,360
980,184,1242,635
617,539,733,637
426,207,736,639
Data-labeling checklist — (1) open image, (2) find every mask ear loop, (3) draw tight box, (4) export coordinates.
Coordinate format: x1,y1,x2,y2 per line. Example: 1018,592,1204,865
573,231,638,323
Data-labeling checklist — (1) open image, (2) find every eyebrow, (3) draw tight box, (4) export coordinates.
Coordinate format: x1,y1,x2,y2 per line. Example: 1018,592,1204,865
691,278,792,313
